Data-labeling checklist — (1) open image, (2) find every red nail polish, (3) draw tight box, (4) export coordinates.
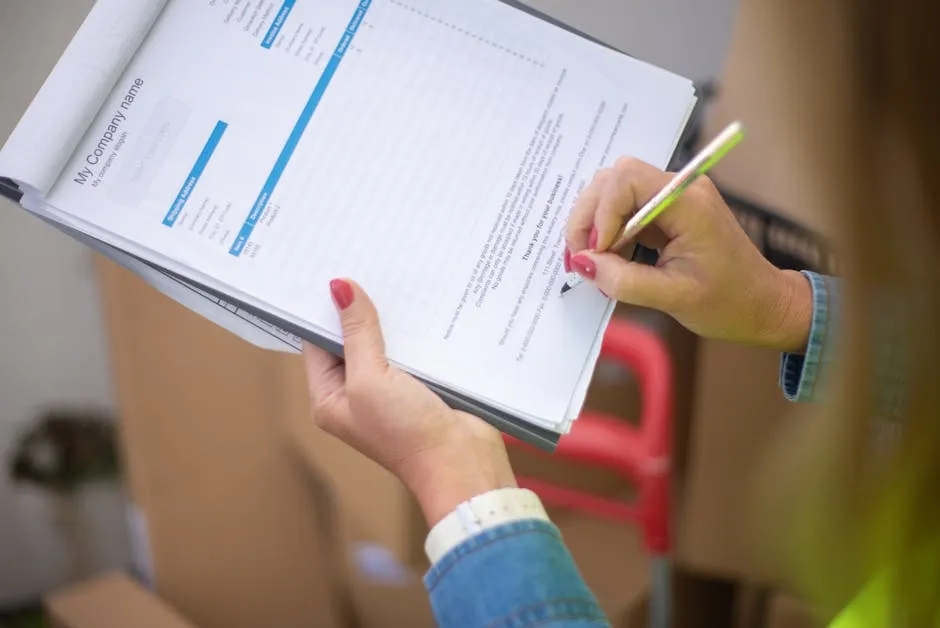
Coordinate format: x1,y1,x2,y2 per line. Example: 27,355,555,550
588,226,598,250
330,279,354,310
570,254,596,280
563,248,572,273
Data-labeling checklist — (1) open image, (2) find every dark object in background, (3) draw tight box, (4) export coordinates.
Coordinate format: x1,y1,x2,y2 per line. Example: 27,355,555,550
720,188,837,274
0,603,44,628
0,176,22,203
3,411,121,621
8,410,119,493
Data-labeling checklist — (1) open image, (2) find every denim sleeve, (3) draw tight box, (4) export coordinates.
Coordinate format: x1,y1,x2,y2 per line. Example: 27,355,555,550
424,519,610,628
780,271,842,402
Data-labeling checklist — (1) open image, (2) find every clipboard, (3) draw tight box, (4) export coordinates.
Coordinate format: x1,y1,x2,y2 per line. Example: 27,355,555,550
0,0,704,452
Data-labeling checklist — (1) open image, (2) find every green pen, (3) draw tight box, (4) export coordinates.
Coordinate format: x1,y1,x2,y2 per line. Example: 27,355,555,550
561,120,745,295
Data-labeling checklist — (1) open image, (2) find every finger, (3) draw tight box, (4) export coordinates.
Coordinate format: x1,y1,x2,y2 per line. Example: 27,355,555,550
573,251,679,311
565,169,606,253
593,158,673,251
330,278,388,382
303,340,342,382
302,341,348,418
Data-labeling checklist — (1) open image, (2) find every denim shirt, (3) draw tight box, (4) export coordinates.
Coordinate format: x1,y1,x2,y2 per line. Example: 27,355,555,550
423,271,841,627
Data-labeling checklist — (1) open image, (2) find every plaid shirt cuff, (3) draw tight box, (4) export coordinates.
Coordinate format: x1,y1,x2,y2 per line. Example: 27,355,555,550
780,271,841,402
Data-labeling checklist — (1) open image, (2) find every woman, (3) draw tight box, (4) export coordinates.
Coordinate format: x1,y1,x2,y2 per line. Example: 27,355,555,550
303,0,939,625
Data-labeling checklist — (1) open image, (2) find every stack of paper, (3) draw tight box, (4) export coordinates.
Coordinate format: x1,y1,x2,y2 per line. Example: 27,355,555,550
0,0,696,450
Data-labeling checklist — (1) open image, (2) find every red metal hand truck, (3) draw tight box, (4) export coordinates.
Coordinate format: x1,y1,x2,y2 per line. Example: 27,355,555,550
504,318,674,628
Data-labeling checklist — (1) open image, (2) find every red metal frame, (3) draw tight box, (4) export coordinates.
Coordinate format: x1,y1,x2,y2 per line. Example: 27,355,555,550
504,318,674,554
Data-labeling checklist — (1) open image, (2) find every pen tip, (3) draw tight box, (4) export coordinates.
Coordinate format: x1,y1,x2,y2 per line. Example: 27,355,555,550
560,283,572,296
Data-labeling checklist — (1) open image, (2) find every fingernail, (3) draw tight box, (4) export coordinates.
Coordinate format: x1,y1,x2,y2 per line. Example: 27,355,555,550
330,279,354,310
570,254,596,280
600,289,609,298
563,248,572,273
588,226,598,250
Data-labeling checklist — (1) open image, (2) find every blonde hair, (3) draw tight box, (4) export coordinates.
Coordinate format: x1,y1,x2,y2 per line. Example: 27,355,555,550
759,0,940,623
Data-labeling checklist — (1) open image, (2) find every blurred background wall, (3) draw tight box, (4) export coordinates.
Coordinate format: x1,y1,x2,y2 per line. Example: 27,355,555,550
0,0,127,608
0,0,738,607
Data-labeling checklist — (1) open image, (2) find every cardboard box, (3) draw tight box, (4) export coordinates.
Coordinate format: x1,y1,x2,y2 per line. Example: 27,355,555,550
45,570,432,628
349,574,436,628
96,260,347,628
672,0,847,586
700,2,848,240
675,339,793,584
46,558,652,628
553,510,650,627
46,573,195,628
278,352,426,564
345,536,436,628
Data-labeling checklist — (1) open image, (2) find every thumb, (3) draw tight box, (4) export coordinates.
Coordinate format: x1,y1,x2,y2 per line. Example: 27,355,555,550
330,279,388,379
579,252,678,311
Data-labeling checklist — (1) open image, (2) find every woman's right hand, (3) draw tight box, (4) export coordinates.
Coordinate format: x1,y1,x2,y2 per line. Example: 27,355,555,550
565,157,813,353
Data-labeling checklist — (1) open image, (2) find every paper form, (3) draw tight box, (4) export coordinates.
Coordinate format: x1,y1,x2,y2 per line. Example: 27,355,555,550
0,0,167,196
32,0,695,430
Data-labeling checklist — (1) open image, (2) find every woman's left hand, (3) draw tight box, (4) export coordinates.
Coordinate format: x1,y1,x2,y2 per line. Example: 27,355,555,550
303,279,517,526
